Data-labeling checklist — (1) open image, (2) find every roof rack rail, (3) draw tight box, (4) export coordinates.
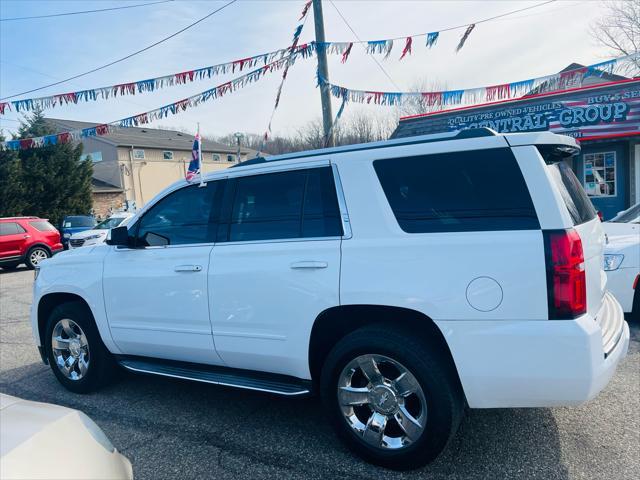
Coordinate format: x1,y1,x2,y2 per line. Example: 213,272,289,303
230,128,498,169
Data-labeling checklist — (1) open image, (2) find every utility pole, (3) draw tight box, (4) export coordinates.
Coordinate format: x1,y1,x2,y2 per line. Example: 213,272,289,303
312,0,334,147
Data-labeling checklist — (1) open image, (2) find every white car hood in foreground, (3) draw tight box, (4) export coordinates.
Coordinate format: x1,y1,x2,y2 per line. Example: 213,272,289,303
0,394,132,479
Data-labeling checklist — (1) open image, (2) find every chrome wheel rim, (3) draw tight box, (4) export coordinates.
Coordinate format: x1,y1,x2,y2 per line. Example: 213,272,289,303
51,319,90,380
30,249,48,265
337,354,427,450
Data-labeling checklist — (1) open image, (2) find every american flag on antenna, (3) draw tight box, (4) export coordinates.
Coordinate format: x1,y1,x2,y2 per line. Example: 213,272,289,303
186,132,201,182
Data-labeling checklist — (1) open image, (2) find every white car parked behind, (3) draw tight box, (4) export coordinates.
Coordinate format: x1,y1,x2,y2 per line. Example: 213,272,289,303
603,203,640,320
69,213,134,249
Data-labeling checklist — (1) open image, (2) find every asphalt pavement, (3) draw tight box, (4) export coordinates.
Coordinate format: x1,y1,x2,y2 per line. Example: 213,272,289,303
1,266,639,479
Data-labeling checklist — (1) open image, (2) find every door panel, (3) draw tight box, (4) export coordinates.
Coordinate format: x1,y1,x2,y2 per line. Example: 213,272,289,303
103,245,224,365
0,223,28,258
209,239,340,379
102,180,224,365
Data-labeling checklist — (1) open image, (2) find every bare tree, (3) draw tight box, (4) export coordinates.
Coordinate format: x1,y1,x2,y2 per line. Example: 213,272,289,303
591,0,640,76
399,78,448,117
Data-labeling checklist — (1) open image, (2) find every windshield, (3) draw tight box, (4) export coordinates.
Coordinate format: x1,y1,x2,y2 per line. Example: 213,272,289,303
95,217,127,229
63,216,95,228
609,203,640,223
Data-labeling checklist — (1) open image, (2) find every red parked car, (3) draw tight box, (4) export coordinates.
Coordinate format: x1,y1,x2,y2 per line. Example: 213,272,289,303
0,217,63,270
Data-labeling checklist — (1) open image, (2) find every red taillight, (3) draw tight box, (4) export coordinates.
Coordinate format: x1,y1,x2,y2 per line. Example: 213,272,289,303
597,211,604,222
544,229,587,319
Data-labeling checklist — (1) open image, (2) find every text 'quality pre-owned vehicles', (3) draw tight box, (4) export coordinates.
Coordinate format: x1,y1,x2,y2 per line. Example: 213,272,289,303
31,129,629,469
0,217,62,270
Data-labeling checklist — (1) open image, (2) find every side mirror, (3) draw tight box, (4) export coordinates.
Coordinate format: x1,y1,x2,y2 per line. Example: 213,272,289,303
107,226,131,246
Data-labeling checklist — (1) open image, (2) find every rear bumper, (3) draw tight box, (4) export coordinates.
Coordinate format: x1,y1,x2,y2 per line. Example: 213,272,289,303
437,292,629,408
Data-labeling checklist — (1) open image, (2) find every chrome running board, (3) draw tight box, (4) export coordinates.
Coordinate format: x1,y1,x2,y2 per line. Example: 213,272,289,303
116,356,312,396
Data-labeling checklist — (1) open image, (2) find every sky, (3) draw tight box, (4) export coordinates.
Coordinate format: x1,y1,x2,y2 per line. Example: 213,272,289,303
0,0,615,140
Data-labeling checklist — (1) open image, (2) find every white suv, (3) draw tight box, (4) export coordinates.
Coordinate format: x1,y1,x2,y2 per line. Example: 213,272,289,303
31,129,629,469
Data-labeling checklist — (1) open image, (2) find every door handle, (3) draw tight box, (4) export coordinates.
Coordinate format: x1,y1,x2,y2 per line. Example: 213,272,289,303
290,261,328,269
174,265,202,272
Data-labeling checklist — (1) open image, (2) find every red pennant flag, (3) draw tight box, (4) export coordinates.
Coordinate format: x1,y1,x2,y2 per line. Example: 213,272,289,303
341,43,353,63
400,37,413,60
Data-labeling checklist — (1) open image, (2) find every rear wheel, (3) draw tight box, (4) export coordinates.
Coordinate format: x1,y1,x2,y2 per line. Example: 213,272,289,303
45,301,116,393
25,246,50,269
320,325,464,470
629,287,640,323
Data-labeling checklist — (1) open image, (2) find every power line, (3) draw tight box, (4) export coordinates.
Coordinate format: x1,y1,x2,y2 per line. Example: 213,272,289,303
0,0,174,22
0,0,239,101
328,0,401,91
329,0,557,44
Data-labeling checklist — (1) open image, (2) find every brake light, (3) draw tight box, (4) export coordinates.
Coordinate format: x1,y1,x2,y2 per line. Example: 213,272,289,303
543,229,587,319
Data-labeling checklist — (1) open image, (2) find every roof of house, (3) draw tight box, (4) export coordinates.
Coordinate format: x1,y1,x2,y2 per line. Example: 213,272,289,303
92,178,123,193
527,62,628,95
45,118,259,156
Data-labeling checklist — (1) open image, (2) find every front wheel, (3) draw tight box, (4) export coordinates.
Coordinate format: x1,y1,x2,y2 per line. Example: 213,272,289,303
320,325,464,470
25,246,50,269
45,301,116,393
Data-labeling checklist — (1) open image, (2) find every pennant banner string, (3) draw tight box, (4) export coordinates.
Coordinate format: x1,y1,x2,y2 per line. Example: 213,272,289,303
261,1,312,147
1,49,308,151
317,53,638,108
0,43,315,115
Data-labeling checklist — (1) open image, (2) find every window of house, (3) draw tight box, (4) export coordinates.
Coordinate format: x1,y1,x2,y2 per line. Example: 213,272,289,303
227,154,235,162
212,154,221,162
0,222,26,236
163,151,174,160
583,152,616,197
81,151,103,163
133,149,145,160
136,181,221,246
224,167,342,242
374,148,540,233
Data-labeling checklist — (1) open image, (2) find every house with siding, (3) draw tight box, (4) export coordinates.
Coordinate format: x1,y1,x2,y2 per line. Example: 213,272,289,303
46,118,258,215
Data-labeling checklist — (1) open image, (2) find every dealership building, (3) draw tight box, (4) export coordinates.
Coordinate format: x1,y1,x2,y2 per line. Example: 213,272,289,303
393,77,640,220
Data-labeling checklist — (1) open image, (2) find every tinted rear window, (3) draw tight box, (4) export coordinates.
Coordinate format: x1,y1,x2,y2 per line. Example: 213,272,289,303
63,216,95,227
546,162,596,226
29,221,57,232
374,148,540,233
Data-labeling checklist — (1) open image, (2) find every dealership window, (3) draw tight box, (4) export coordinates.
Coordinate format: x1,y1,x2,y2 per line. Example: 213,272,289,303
163,151,174,160
227,154,235,162
133,149,145,160
212,154,221,162
584,152,616,197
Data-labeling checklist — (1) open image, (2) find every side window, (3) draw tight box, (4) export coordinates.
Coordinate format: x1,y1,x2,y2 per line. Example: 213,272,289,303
374,148,540,233
225,167,343,242
0,222,25,236
136,182,220,246
229,170,306,242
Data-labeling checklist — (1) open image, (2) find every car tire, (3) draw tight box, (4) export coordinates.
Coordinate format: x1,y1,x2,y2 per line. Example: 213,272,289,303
320,325,464,470
45,301,116,394
25,246,50,269
630,287,640,323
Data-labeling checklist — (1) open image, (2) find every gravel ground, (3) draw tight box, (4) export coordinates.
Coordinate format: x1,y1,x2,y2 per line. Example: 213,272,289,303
1,266,639,479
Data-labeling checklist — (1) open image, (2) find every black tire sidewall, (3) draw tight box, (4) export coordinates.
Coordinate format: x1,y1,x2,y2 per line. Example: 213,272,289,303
320,326,462,470
25,246,50,269
45,301,113,393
